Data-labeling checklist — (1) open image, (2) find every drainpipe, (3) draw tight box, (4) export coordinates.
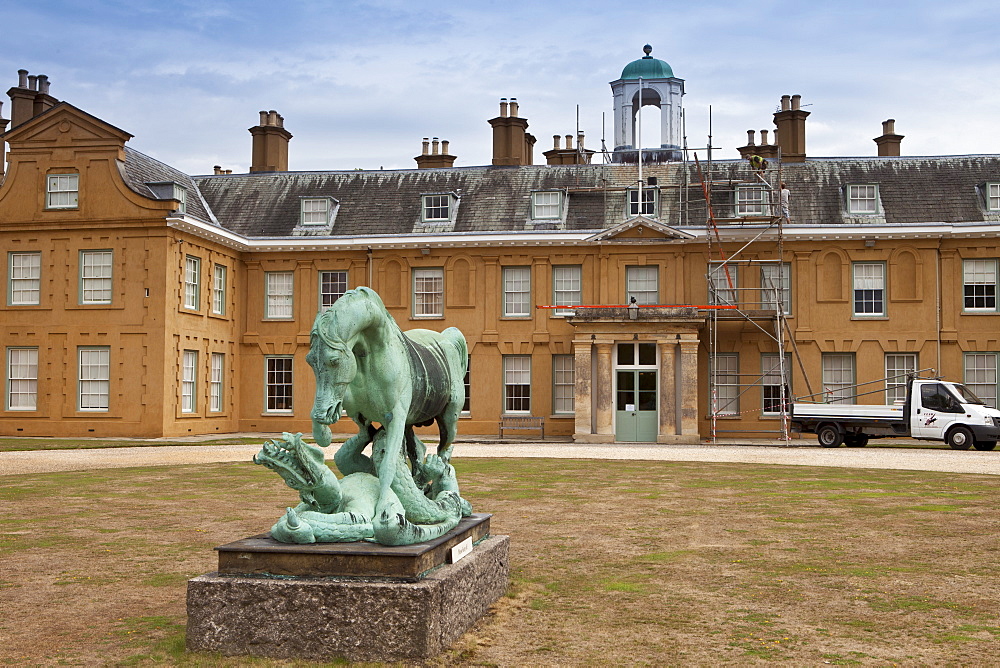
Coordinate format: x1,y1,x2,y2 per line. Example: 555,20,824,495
935,240,942,374
367,246,373,288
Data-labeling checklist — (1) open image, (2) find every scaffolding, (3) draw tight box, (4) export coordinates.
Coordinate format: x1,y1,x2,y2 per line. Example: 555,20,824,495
696,150,806,443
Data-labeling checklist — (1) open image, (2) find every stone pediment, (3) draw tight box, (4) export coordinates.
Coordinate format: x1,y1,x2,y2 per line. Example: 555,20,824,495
1,102,132,148
585,216,695,243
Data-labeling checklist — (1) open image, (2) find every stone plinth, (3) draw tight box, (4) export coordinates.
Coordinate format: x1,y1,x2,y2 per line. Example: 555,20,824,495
186,534,509,663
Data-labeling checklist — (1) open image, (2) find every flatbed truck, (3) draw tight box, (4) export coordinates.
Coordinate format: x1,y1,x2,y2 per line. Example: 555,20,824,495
791,378,1000,450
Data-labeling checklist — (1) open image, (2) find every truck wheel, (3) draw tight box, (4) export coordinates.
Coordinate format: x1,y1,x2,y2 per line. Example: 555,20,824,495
947,426,974,450
817,424,843,448
974,441,997,451
845,435,869,448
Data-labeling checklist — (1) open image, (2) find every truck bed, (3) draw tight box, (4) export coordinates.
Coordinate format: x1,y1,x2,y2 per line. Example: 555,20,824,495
792,403,904,421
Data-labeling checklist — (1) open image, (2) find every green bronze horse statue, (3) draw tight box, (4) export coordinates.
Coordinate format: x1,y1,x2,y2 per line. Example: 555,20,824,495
263,286,471,545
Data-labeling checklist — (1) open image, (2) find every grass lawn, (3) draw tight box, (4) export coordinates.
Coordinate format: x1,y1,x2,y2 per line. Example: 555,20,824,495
2,458,1000,665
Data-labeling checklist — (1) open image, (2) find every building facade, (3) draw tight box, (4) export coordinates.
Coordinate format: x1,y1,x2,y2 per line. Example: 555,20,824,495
3,58,1000,442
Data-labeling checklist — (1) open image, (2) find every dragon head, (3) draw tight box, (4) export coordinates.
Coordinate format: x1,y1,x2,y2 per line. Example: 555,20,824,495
253,432,328,491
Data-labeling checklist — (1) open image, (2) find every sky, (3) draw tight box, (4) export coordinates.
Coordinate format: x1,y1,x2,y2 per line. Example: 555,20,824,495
2,0,999,176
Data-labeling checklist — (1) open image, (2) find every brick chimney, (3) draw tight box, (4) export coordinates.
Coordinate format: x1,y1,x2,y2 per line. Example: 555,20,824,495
543,131,596,165
7,69,39,128
873,119,904,157
737,128,780,161
773,94,809,163
415,136,457,168
0,100,8,179
249,110,292,172
488,97,535,166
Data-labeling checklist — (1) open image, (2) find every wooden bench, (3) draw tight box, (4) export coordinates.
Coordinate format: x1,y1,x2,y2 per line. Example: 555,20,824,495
499,415,545,439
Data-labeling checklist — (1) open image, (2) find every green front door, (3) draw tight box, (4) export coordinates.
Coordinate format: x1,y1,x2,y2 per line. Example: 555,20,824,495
615,369,658,442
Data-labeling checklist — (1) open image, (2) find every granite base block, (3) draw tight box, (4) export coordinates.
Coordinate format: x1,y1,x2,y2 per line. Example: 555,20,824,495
185,534,509,663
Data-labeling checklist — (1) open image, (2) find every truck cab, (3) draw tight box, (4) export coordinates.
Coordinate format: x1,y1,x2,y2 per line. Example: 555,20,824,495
910,380,1000,449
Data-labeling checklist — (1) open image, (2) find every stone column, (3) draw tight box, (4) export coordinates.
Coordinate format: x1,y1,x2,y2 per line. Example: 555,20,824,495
594,342,615,441
678,338,700,442
573,338,593,441
657,339,677,442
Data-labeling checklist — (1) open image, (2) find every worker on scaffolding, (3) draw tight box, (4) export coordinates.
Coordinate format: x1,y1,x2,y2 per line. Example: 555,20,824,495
748,154,768,173
778,181,790,220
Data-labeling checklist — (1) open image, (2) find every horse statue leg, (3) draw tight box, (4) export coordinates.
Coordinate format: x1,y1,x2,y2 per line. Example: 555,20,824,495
333,418,377,477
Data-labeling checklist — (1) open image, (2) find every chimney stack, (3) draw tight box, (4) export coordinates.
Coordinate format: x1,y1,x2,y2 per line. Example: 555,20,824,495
737,127,778,160
773,93,810,163
414,137,456,168
488,96,534,166
249,109,292,172
0,100,8,178
873,118,904,157
8,69,39,128
544,129,596,165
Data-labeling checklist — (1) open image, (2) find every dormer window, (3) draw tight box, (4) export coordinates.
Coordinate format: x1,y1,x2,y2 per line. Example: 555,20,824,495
46,174,79,209
173,185,187,214
146,181,187,213
301,198,332,225
532,191,563,219
987,183,1000,212
736,185,767,216
422,194,453,222
847,184,879,214
628,187,657,217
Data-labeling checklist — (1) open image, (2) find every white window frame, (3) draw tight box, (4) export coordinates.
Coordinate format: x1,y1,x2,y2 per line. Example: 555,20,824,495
503,266,531,317
413,268,443,317
462,356,471,416
301,198,331,225
552,265,582,316
503,355,531,414
173,185,187,214
736,184,768,216
210,352,224,412
628,187,657,217
46,174,79,209
7,347,38,411
986,183,1000,212
421,194,452,222
761,353,791,415
266,271,294,319
78,347,110,412
265,356,294,413
80,250,113,305
9,252,41,306
847,184,879,214
822,353,855,405
708,264,737,307
184,256,201,310
760,262,791,314
965,353,998,409
626,265,658,305
320,270,348,312
181,350,197,414
532,191,562,219
885,353,917,405
212,264,227,315
853,262,885,316
963,259,998,312
712,353,739,416
552,354,575,414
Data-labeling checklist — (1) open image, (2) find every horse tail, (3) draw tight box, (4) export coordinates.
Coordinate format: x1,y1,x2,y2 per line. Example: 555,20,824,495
441,327,468,374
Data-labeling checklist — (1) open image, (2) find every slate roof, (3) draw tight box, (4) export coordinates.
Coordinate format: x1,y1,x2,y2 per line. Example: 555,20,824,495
184,156,1000,239
120,147,216,225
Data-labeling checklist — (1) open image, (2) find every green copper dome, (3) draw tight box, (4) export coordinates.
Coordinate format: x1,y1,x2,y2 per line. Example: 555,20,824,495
620,44,674,80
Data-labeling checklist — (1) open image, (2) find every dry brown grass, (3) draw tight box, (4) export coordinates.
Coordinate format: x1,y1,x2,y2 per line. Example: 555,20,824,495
2,458,1000,665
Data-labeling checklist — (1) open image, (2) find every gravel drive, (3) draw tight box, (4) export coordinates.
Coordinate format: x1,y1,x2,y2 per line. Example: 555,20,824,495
4,439,1000,476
